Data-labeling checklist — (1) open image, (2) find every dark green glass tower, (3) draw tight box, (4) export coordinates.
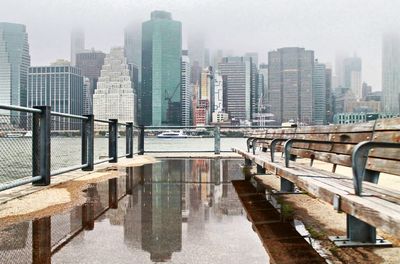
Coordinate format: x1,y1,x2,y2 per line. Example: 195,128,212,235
141,11,182,126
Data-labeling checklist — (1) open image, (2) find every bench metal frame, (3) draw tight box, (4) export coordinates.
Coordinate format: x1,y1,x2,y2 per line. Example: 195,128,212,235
245,135,398,247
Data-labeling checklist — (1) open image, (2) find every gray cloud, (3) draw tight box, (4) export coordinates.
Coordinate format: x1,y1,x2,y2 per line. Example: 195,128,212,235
1,0,399,89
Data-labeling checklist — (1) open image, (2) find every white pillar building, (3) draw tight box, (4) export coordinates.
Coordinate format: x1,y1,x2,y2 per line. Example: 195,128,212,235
93,47,135,127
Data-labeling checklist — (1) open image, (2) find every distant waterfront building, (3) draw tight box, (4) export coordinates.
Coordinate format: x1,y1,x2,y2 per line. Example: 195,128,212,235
0,22,30,122
181,50,192,126
212,49,223,71
333,112,400,124
268,47,314,125
76,50,106,114
343,56,362,99
141,10,182,126
93,48,135,126
382,33,400,113
362,82,372,99
76,50,106,92
244,52,259,68
219,57,255,122
190,61,202,85
313,61,327,125
70,28,85,66
325,67,333,123
259,64,268,110
28,64,83,130
83,77,91,115
213,72,224,113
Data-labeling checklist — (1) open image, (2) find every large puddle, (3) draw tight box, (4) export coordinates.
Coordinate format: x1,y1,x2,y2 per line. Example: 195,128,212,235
0,159,269,264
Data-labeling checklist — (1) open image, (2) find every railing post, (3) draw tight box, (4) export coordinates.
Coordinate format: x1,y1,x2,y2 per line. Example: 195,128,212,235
214,125,220,154
138,125,144,155
126,122,133,158
32,106,51,186
82,114,94,171
108,119,118,163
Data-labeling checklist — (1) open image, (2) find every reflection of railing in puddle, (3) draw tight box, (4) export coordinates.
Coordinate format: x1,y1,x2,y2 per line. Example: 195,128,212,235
0,159,248,263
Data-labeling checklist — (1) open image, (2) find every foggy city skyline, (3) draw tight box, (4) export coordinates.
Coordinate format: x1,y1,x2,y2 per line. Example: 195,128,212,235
1,0,400,89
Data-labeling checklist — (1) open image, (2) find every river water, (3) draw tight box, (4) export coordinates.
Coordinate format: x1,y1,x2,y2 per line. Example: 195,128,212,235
0,137,247,184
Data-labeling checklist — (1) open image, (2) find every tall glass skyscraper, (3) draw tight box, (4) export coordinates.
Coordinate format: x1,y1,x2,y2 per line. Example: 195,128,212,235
0,22,30,116
141,11,182,126
382,33,400,113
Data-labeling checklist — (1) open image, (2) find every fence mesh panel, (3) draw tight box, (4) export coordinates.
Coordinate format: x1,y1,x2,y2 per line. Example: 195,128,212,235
0,114,33,185
94,121,108,161
50,116,82,172
117,124,127,157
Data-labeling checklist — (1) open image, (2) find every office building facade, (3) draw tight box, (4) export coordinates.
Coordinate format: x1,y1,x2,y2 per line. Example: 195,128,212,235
181,50,192,126
343,56,362,99
141,10,182,126
219,57,254,122
268,47,314,125
0,22,30,121
28,65,83,130
313,61,327,125
382,33,400,113
76,50,106,114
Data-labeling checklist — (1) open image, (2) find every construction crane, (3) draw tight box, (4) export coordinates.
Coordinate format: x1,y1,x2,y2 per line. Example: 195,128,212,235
164,82,181,124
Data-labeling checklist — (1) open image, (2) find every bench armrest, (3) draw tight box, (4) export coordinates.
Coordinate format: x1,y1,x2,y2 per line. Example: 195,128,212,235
283,139,336,167
247,137,271,153
352,141,400,196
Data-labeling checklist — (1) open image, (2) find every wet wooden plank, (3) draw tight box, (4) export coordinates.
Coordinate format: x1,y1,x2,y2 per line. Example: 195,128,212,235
289,148,352,167
261,160,400,237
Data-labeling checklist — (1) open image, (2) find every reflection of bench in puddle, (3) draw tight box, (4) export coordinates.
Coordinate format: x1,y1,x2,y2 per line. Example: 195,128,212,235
232,180,325,263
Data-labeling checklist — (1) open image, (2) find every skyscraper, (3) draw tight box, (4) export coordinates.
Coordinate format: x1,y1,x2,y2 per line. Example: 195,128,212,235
28,64,83,130
343,56,362,99
0,22,30,117
124,22,142,91
259,64,268,110
219,57,254,122
313,61,327,125
93,48,135,125
70,28,85,66
268,47,314,125
382,33,400,113
188,32,205,68
75,50,106,114
181,50,192,126
141,10,182,126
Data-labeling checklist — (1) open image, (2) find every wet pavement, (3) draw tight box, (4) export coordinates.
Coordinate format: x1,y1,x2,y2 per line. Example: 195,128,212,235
0,159,268,264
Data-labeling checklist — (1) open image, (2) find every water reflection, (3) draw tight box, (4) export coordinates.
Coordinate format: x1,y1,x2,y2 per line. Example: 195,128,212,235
0,159,267,264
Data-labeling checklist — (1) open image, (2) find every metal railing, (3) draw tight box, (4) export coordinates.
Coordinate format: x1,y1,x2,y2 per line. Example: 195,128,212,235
0,104,137,192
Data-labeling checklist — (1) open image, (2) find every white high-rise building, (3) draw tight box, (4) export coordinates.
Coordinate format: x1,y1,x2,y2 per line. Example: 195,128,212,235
181,50,191,126
93,48,135,126
382,33,400,113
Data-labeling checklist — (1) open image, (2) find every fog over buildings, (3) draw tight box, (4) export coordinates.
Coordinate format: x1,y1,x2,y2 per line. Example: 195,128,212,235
1,0,400,90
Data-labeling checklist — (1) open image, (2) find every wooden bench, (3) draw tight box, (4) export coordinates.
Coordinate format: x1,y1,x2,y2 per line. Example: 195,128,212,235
233,118,400,247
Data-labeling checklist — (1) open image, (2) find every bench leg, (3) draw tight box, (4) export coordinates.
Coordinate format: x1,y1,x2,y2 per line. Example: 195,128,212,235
245,158,252,166
256,164,266,174
280,178,295,192
329,215,391,247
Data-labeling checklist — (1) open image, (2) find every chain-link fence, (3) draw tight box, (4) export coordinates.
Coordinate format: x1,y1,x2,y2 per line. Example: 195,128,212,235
50,115,82,173
0,113,33,185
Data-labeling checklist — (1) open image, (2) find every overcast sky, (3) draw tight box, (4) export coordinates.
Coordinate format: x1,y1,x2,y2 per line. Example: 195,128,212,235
1,0,400,90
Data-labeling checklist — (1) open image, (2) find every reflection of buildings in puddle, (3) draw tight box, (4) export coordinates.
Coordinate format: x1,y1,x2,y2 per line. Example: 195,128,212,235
141,160,183,262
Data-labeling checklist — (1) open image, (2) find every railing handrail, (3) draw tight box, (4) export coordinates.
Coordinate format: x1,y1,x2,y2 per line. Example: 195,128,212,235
50,111,88,120
0,104,42,113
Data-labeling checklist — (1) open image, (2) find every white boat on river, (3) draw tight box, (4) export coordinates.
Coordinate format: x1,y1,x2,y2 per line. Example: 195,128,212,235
157,130,188,138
